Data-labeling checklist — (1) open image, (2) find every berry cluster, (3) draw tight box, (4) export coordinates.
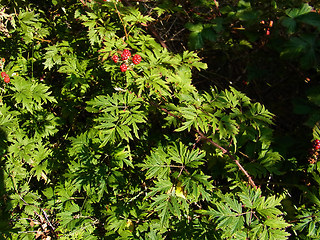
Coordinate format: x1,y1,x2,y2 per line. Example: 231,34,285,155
112,54,119,63
120,64,127,72
260,20,273,36
132,54,142,65
314,139,320,150
1,71,10,83
308,139,320,164
111,49,141,72
0,58,10,83
121,49,131,61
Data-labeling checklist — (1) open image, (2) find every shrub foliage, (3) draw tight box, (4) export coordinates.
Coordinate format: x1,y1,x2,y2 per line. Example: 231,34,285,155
1,0,320,239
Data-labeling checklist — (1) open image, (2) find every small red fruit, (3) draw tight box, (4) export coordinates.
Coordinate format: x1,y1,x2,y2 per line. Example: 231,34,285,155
121,49,131,60
132,54,142,65
1,72,6,78
3,76,10,83
120,64,127,72
112,54,119,63
313,139,320,147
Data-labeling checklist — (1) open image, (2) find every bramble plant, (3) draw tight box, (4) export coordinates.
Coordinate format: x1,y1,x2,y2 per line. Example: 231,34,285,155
1,0,320,239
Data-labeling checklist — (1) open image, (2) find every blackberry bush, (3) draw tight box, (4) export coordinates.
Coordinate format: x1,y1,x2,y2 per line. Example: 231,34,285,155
0,0,320,239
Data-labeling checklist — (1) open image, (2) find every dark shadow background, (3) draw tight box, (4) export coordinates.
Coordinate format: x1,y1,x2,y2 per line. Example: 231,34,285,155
0,128,11,239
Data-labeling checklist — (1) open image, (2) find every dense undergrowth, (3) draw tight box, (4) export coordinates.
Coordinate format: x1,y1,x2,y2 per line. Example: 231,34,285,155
1,0,320,239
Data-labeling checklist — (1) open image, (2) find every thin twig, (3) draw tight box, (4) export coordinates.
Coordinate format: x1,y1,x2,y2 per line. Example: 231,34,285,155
164,28,186,42
177,166,184,178
288,214,315,224
42,209,55,230
142,23,168,49
79,0,87,7
213,0,221,16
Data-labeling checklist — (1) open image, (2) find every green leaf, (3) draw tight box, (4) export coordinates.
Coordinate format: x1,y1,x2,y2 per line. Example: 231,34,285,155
202,27,217,42
12,77,56,112
285,3,312,18
185,23,204,33
238,187,261,209
123,7,154,24
268,228,291,240
168,142,205,167
188,32,204,49
147,180,173,198
138,146,171,180
159,199,170,228
281,17,296,33
297,12,320,31
313,123,320,140
264,218,291,229
256,195,283,218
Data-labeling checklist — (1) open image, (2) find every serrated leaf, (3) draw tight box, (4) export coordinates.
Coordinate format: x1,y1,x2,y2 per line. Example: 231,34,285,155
264,218,291,229
268,228,291,240
138,146,171,180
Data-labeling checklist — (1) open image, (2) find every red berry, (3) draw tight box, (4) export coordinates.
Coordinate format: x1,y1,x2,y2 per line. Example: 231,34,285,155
132,54,141,65
313,140,320,147
120,64,127,72
121,49,131,60
3,76,10,83
121,55,128,61
112,54,119,63
266,29,270,36
1,72,6,78
123,49,131,56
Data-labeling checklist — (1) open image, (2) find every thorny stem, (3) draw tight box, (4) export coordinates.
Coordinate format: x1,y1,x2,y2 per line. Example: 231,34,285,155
195,130,257,189
160,106,180,118
195,130,227,154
